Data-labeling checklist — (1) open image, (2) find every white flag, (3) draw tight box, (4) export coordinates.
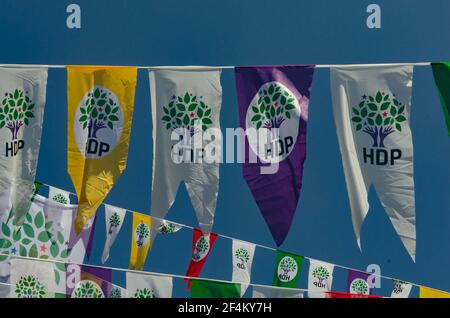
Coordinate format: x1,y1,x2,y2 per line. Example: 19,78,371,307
252,285,303,298
149,68,222,244
48,185,71,204
307,259,334,298
232,239,255,296
101,204,126,264
331,65,416,261
0,67,48,226
157,219,182,234
391,280,413,298
10,258,56,298
126,272,173,298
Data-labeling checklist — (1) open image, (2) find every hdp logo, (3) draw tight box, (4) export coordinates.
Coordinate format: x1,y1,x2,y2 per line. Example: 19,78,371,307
133,288,156,298
246,82,306,163
235,248,250,270
108,212,121,235
14,275,46,298
277,256,298,282
352,91,406,166
350,278,370,295
74,86,123,159
312,266,330,288
0,89,35,157
192,236,210,262
392,280,406,294
134,222,150,248
72,280,104,298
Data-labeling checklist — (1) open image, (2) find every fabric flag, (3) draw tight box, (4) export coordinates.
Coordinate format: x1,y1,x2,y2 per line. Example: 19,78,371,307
191,279,241,298
326,291,381,298
157,220,182,234
252,285,304,298
347,270,372,295
331,65,416,261
0,67,48,226
431,62,450,134
126,272,173,298
48,185,71,204
185,229,218,286
231,239,255,296
101,204,126,264
67,66,137,234
66,264,112,298
149,67,222,245
420,286,450,298
307,259,334,298
129,213,151,270
10,258,56,298
391,280,412,298
108,285,128,298
234,66,314,246
272,250,303,288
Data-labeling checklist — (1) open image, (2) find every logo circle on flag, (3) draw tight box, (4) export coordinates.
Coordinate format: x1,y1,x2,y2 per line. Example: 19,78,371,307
72,280,104,298
192,236,210,262
277,256,298,282
74,86,124,159
134,222,150,248
350,278,370,295
245,81,302,164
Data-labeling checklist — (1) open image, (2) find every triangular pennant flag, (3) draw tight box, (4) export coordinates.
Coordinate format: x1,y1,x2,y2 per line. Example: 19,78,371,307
191,279,241,298
149,68,222,245
252,285,303,298
347,270,372,295
431,62,450,134
234,66,315,246
101,204,126,263
185,229,218,287
67,209,96,261
420,286,450,298
48,186,71,205
391,279,412,298
108,285,128,298
307,259,334,298
231,239,255,296
157,220,182,234
126,272,173,298
128,213,151,270
66,264,112,298
272,251,303,288
331,65,416,261
10,258,56,298
67,66,137,234
0,67,48,226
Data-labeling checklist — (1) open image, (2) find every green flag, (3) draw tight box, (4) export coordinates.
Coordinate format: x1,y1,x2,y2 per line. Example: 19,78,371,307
272,251,303,288
191,279,241,298
432,62,450,135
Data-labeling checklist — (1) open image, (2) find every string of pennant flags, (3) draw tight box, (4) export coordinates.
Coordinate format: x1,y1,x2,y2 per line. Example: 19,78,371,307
0,61,449,298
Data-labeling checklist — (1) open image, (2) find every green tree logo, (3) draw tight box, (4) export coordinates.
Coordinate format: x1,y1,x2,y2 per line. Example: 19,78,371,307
350,278,369,295
108,212,121,235
109,287,123,298
158,222,177,234
192,236,209,262
161,92,213,136
235,248,250,269
312,266,330,285
0,89,35,140
133,288,156,298
15,275,46,298
277,256,298,282
72,280,104,298
51,193,68,205
135,222,150,248
351,91,407,148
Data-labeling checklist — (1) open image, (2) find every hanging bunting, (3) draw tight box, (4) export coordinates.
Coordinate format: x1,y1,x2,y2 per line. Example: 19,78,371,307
331,65,416,261
325,291,381,298
347,270,372,295
231,239,255,296
66,264,112,298
391,279,412,298
101,204,126,264
191,279,241,298
272,250,303,288
252,285,303,298
128,213,151,270
67,66,137,234
431,62,450,134
157,220,182,234
0,67,48,226
307,259,334,298
10,258,56,298
108,285,128,298
420,286,450,298
234,66,315,246
126,272,173,298
149,68,222,245
184,229,218,287
48,186,71,205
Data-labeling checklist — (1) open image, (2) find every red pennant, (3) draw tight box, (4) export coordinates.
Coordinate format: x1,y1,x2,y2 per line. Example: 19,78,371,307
325,291,382,298
184,229,218,288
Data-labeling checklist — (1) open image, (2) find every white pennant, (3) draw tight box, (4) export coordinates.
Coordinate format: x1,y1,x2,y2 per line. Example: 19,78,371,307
307,259,334,298
10,258,56,298
48,186,71,205
391,280,413,298
331,65,416,261
252,285,304,298
231,239,255,296
101,204,126,264
126,272,173,298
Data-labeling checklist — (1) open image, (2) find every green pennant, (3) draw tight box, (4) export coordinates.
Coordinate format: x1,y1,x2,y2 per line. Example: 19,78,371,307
191,279,241,298
431,62,450,135
272,250,303,288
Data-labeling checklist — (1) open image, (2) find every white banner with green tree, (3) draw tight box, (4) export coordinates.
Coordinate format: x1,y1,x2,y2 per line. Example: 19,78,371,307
232,239,255,297
126,272,173,298
101,204,126,264
307,259,334,298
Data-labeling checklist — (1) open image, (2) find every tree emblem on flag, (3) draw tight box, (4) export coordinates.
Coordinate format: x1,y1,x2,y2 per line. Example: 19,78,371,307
312,266,330,285
72,280,104,298
158,222,177,234
51,193,68,204
108,212,121,235
350,278,370,295
235,248,250,269
134,222,150,248
192,236,209,262
161,92,213,136
392,280,406,294
133,288,156,298
109,286,123,298
277,256,298,282
0,89,35,140
15,275,46,298
351,91,407,148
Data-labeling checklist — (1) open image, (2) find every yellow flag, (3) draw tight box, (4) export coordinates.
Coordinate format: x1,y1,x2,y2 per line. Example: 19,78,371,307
67,66,137,234
420,286,450,298
129,213,152,270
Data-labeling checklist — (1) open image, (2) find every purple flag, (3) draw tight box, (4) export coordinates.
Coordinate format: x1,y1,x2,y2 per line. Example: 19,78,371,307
68,211,97,261
235,66,314,246
66,264,112,298
347,270,372,295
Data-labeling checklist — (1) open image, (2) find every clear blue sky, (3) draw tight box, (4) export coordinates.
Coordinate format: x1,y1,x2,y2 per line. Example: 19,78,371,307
1,0,449,297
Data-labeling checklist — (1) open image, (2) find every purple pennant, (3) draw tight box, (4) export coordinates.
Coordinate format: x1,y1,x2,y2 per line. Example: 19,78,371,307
68,211,97,260
347,270,372,295
234,66,314,246
66,264,112,297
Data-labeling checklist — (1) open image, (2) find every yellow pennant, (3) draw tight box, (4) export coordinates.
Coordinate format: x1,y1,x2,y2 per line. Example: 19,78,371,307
67,66,137,234
129,213,152,270
420,286,450,298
